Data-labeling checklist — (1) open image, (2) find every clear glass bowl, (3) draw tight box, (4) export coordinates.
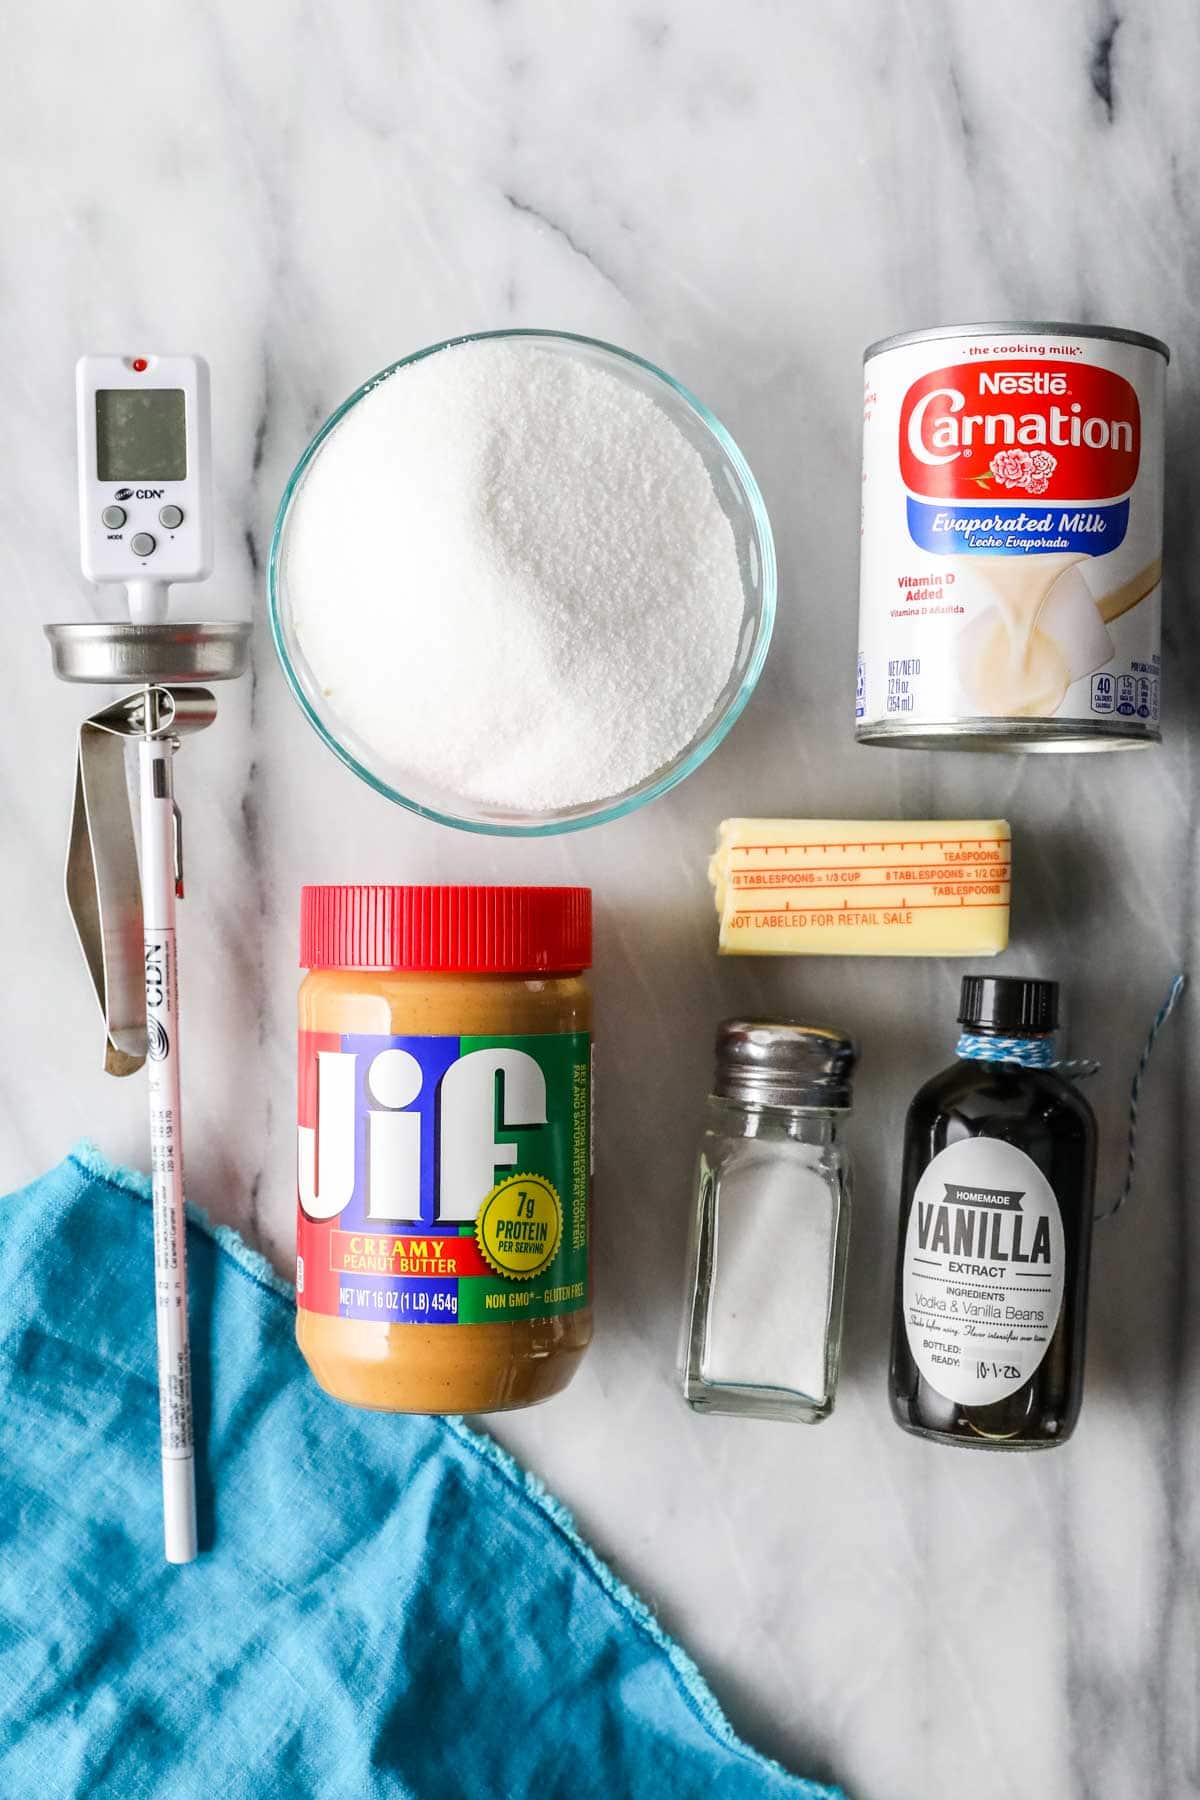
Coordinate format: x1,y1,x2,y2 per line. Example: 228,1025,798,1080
268,328,776,837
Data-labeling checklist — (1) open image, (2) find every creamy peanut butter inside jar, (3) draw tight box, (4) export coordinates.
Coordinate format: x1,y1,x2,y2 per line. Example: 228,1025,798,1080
296,885,593,1414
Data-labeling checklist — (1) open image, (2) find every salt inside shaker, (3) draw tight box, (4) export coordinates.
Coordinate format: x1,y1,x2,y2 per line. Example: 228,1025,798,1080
680,1019,857,1423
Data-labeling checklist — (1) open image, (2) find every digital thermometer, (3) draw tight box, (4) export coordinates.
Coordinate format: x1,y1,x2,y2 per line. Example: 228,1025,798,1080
66,350,229,1564
76,354,212,622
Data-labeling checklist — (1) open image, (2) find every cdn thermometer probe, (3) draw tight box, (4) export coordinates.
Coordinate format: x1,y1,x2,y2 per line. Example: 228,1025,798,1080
75,353,213,1563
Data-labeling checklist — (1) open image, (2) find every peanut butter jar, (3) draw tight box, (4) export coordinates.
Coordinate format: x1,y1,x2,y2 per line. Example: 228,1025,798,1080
296,885,593,1414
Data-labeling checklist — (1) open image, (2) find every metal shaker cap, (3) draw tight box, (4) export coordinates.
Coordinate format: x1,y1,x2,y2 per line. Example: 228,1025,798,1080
713,1019,858,1110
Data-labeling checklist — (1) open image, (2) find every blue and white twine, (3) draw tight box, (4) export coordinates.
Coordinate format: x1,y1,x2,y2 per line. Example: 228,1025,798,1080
1101,971,1187,1221
956,1030,1057,1068
957,972,1187,1222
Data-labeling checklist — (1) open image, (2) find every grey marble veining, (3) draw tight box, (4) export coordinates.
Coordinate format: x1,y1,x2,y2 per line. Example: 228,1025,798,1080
3,4,1198,1796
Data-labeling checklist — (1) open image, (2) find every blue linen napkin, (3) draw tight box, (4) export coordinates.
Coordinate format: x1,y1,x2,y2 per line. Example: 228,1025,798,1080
0,1145,846,1800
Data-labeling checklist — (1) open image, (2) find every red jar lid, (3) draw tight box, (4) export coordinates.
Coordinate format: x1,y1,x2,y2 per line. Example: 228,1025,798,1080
300,885,592,974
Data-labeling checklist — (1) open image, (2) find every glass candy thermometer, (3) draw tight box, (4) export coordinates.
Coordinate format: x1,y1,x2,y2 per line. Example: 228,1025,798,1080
47,355,249,1561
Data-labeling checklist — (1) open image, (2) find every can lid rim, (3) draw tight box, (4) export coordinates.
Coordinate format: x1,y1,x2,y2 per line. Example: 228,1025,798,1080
863,321,1170,363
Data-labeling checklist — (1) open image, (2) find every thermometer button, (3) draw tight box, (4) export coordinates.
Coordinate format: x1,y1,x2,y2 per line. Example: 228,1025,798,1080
158,504,184,530
130,531,157,558
101,504,127,530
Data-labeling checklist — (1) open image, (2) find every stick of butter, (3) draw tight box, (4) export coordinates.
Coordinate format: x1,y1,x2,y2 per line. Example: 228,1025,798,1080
710,819,1011,957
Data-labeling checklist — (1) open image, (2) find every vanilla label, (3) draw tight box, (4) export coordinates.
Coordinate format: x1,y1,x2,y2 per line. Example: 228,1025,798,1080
901,1138,1065,1407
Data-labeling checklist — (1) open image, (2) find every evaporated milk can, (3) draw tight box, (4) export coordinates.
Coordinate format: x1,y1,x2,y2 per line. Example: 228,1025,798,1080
857,322,1168,750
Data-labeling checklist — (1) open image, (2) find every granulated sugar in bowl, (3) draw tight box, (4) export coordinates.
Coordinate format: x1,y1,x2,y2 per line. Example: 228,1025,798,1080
269,330,775,834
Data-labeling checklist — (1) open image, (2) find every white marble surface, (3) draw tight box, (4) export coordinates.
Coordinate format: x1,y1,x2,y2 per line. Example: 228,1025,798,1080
4,4,1198,1796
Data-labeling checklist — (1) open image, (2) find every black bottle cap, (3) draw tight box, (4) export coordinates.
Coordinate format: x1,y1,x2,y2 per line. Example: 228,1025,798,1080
958,974,1058,1036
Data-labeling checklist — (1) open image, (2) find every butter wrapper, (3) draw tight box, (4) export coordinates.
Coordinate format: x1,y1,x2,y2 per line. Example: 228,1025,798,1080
710,819,1011,957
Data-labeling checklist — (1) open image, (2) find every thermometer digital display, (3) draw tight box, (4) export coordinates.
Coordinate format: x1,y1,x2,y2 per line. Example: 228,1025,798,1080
95,387,188,482
77,353,212,607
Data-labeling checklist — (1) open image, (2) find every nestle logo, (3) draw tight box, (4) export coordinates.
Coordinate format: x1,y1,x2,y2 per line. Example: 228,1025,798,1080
978,369,1068,397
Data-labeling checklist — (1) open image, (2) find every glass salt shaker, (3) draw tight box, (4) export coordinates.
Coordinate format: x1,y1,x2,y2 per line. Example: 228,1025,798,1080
680,1019,857,1423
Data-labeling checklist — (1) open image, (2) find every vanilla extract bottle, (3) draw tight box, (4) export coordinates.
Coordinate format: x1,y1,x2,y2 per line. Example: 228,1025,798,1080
889,975,1097,1450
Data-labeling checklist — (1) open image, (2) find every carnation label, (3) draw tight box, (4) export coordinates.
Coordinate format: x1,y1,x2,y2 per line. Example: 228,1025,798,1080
901,1137,1065,1407
858,324,1167,748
